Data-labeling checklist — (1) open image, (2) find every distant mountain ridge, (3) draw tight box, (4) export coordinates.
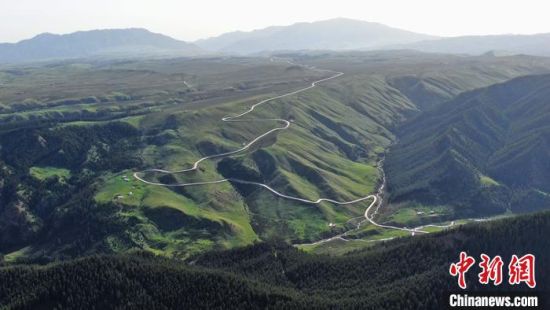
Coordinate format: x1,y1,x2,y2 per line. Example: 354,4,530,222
394,33,550,56
196,18,438,54
197,17,550,57
5,21,550,63
0,28,203,63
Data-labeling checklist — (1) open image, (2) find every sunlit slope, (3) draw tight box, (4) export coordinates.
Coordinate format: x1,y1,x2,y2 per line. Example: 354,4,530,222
4,52,550,260
0,58,328,260
295,51,550,110
130,74,416,244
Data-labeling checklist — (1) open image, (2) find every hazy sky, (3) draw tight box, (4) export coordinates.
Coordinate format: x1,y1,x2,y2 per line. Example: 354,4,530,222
1,0,550,43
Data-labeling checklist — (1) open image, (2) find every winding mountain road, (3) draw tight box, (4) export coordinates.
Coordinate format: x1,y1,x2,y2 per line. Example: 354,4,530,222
133,60,448,241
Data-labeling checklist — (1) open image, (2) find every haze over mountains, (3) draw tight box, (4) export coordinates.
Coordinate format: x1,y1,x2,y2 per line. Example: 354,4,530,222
195,18,437,54
196,18,550,56
3,18,550,64
2,4,550,307
394,33,550,56
0,28,203,64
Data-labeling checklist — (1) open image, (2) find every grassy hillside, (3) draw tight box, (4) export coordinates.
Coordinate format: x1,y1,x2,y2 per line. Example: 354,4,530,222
386,74,550,217
293,51,550,110
0,57,331,260
1,211,549,309
112,72,407,245
2,52,550,261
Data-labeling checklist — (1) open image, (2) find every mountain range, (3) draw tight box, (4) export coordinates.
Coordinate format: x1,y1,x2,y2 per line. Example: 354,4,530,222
393,33,550,56
2,51,549,260
0,28,202,64
195,18,437,54
195,18,550,56
2,13,550,308
3,19,550,64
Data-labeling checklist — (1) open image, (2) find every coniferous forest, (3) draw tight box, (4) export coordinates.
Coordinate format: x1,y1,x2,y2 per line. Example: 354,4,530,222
1,211,548,309
1,20,550,309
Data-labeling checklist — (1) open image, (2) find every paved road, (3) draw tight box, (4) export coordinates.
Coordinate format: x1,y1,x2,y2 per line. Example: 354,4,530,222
134,69,343,177
134,68,376,208
133,60,450,243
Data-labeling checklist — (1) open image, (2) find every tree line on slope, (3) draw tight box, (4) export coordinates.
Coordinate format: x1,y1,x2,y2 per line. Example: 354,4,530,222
1,211,549,309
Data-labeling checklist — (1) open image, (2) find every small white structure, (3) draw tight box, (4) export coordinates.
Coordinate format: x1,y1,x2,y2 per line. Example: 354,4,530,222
328,222,336,228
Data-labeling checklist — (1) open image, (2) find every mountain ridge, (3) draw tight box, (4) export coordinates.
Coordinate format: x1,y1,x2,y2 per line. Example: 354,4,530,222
6,21,550,62
196,18,438,54
386,73,550,216
0,28,203,64
393,32,550,56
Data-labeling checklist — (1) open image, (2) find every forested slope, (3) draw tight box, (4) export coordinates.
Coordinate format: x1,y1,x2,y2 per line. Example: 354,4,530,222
3,53,550,261
2,211,549,309
386,74,550,216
